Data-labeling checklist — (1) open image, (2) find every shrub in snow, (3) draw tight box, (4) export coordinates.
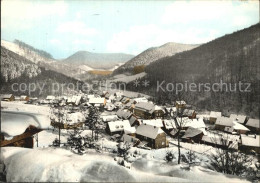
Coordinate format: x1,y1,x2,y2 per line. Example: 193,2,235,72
165,151,175,163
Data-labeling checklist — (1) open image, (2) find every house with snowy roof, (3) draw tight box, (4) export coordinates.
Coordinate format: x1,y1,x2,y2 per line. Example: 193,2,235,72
182,109,196,119
116,109,133,120
224,121,250,135
245,118,260,133
20,95,29,101
133,97,148,103
175,100,186,109
88,97,106,107
129,115,140,127
101,115,118,122
135,124,168,149
239,134,260,154
209,111,222,124
142,119,164,128
0,94,15,101
106,120,131,135
163,119,177,131
230,114,247,124
133,102,155,119
121,134,140,147
214,116,233,131
181,127,204,143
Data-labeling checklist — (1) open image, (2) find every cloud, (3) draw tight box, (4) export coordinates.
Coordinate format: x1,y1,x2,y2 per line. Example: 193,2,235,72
2,0,68,30
106,24,219,54
56,21,98,36
161,1,258,27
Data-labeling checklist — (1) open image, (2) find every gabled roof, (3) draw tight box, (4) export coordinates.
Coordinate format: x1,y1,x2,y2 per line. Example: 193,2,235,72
163,119,177,129
136,124,164,139
210,111,222,118
230,114,247,124
142,119,163,128
232,121,250,131
182,109,195,116
107,120,131,133
129,115,139,126
245,118,260,129
183,118,206,129
133,97,148,103
116,109,132,119
215,117,233,127
134,102,155,114
182,127,203,139
240,134,260,147
101,115,118,122
0,94,13,99
89,97,105,104
176,101,186,105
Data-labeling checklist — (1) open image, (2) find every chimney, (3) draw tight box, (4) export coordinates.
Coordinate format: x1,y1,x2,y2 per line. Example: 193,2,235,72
154,126,156,128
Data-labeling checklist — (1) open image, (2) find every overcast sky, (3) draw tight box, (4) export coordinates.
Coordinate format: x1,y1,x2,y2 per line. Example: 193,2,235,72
1,0,259,59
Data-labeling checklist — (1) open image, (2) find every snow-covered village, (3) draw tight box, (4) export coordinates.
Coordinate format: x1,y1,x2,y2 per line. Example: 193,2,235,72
1,1,259,182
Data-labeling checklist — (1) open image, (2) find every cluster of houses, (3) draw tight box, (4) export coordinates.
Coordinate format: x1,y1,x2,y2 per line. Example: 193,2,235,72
1,92,259,154
0,94,32,102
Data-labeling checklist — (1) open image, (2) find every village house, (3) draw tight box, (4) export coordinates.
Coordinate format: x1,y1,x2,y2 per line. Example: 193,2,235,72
142,119,164,128
14,96,21,101
133,97,148,103
46,95,56,101
124,126,136,136
101,115,118,122
116,109,133,120
181,127,204,143
135,124,168,149
214,116,233,131
133,102,155,119
20,95,29,101
106,120,131,135
120,97,130,104
129,115,140,127
105,103,116,111
175,100,186,109
153,105,165,118
245,118,260,133
163,119,177,132
0,94,15,101
224,121,250,135
121,134,140,147
182,109,196,119
239,134,260,154
88,97,106,107
209,111,222,124
230,114,247,124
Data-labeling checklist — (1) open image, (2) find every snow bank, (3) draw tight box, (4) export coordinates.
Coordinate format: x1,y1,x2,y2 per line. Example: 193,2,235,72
1,111,51,137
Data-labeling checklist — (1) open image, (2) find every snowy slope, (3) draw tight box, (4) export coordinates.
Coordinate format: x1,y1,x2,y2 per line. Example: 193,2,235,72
1,40,54,64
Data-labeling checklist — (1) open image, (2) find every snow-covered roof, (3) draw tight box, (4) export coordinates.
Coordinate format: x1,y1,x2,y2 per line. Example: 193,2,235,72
116,109,132,119
230,114,247,124
176,101,186,105
232,121,250,131
182,127,203,139
183,118,206,129
87,94,95,99
101,115,118,122
129,115,139,126
240,134,260,147
66,112,86,124
107,120,131,133
133,97,148,103
142,119,163,128
121,134,139,144
0,94,13,99
136,124,164,139
246,118,260,129
163,119,177,129
46,95,55,100
124,126,136,134
215,117,233,127
1,111,51,137
71,95,82,105
89,97,106,104
20,95,28,99
209,111,222,118
182,109,195,116
134,102,155,114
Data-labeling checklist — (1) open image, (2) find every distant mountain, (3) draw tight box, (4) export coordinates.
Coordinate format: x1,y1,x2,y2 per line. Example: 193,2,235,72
137,23,260,118
62,51,134,70
1,40,91,80
1,46,83,96
113,42,199,75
